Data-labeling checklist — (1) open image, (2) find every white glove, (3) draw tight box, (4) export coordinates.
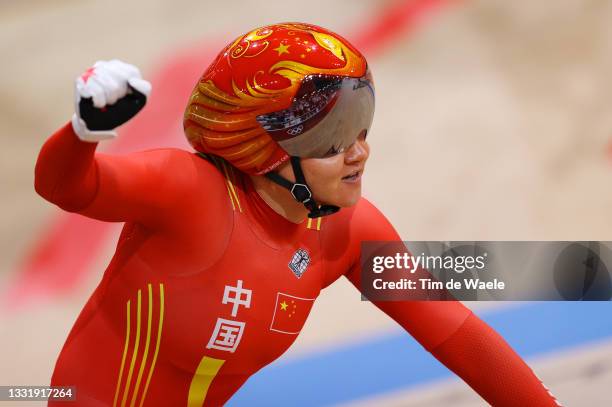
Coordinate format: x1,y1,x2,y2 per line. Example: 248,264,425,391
72,59,152,142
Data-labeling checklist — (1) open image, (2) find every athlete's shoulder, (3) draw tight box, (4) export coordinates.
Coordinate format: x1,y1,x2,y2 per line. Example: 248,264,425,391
352,196,386,218
323,197,400,241
143,148,230,190
138,148,224,177
324,196,377,222
124,148,234,217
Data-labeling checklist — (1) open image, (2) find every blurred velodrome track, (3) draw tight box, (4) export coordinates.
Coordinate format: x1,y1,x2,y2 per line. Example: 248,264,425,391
1,0,612,405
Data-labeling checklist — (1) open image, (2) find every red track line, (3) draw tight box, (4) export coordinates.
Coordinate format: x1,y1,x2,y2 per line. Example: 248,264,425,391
2,48,217,311
350,0,455,56
3,0,458,311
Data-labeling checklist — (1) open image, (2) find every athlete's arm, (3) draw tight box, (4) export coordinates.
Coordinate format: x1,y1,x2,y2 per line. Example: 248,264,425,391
35,59,228,230
34,125,206,228
341,199,561,406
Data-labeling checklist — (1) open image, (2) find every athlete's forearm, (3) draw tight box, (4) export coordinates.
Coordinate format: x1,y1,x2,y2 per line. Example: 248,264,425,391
430,312,561,407
34,121,100,212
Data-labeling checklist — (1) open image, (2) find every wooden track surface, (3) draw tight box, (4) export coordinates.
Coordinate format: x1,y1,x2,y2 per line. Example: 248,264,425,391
1,1,611,405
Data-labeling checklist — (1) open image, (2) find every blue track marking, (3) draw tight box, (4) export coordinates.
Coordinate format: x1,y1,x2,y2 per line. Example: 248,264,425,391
227,302,612,406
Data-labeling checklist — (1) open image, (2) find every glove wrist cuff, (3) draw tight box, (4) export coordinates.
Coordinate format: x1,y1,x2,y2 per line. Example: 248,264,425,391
71,113,117,142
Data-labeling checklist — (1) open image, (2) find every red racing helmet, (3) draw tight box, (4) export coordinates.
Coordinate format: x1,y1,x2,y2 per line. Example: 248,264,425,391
184,22,374,175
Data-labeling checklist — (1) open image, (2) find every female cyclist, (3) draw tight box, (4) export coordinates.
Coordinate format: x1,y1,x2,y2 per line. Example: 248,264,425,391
35,22,561,407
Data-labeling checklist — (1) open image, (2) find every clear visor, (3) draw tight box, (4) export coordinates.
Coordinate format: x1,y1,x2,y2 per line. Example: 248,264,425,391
256,68,374,158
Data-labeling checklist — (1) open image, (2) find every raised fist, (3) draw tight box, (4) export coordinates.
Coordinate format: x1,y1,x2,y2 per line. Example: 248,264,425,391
72,59,152,142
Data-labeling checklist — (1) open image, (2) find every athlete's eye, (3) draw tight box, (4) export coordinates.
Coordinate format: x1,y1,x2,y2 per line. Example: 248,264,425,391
324,145,344,157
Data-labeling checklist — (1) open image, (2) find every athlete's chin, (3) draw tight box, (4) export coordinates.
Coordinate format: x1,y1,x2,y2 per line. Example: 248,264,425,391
329,187,362,208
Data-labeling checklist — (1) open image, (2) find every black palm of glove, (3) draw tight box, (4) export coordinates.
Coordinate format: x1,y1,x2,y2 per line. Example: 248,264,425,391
79,86,147,131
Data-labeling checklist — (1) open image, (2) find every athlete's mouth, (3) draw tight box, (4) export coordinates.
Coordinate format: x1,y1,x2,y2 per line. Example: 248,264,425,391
342,170,361,182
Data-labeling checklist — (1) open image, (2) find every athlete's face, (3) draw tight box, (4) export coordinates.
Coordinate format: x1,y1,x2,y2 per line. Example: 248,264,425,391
279,130,370,208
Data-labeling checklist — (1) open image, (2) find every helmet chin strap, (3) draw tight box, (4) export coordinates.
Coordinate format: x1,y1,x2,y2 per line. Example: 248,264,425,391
265,156,340,219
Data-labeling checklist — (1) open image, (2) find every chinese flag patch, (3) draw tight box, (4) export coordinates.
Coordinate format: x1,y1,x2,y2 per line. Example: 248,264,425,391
270,292,316,334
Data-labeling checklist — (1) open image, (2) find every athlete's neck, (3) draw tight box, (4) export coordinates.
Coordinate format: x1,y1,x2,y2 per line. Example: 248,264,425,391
249,174,309,224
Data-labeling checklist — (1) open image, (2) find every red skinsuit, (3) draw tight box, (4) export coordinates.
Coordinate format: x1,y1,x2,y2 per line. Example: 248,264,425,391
36,123,561,407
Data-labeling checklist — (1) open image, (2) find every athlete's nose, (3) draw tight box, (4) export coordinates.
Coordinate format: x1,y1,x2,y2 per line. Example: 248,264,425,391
344,138,369,164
